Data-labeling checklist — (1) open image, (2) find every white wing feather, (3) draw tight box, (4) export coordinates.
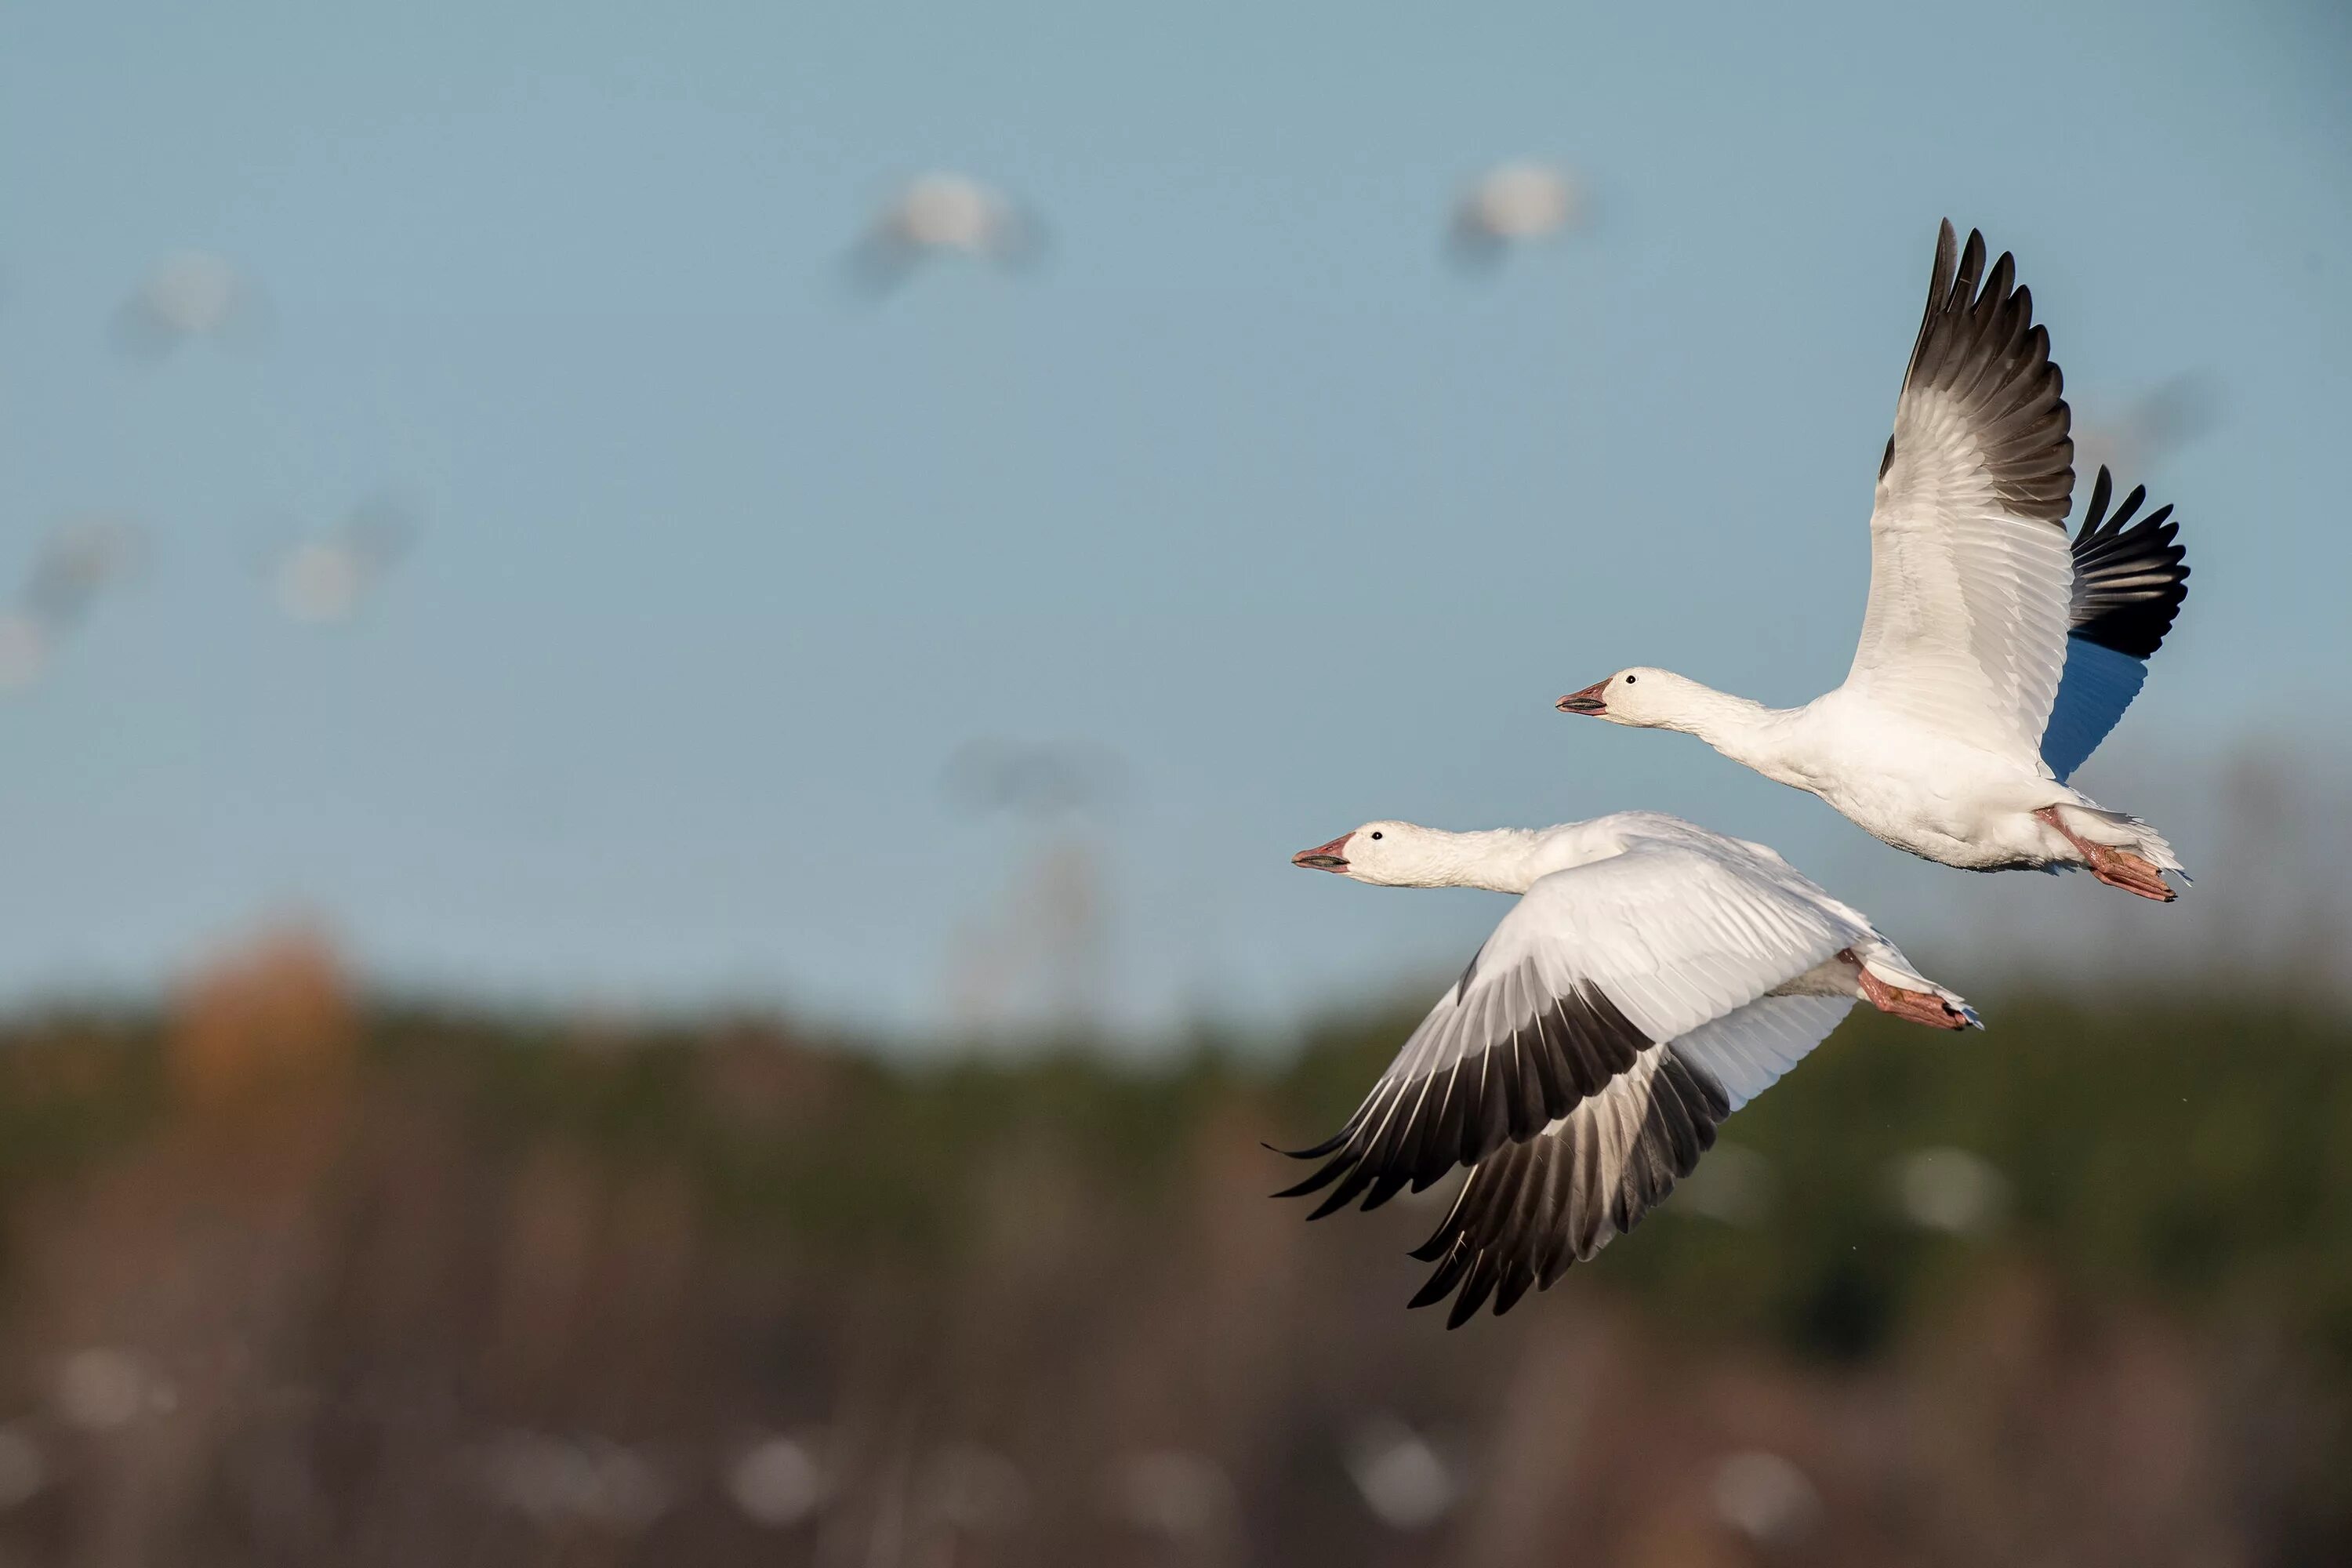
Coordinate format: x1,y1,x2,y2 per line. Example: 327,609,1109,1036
1845,222,2076,760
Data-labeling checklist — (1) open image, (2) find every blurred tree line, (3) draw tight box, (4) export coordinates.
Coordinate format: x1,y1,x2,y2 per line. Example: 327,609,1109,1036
0,931,2341,1566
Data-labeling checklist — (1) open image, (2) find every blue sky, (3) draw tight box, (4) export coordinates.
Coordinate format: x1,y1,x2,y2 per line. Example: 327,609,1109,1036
0,0,2346,1037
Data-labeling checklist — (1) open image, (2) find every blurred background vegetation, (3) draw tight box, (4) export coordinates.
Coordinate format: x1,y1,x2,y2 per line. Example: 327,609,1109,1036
0,929,2340,1566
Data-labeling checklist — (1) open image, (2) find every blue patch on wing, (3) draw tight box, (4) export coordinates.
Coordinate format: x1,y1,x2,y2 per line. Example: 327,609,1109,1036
2042,637,2150,782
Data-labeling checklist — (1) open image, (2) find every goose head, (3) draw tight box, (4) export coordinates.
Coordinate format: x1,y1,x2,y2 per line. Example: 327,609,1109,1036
1555,666,1710,729
1290,821,1461,887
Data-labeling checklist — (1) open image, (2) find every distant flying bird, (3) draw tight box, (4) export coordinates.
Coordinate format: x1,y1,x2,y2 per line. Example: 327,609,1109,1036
0,514,144,694
25,514,144,630
940,738,1123,820
844,172,1047,295
1280,812,1975,1327
1711,1451,1823,1548
268,497,415,624
1343,1414,1459,1530
1889,1145,2009,1236
1556,222,2192,901
111,250,267,360
1448,161,1582,267
2074,372,2221,481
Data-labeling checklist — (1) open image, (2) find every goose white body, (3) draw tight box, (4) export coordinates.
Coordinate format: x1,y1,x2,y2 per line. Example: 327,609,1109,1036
1676,684,2127,871
1560,223,2192,897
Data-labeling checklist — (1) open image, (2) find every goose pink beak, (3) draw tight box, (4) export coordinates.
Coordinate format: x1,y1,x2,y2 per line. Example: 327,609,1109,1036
1556,679,1610,715
1290,833,1353,871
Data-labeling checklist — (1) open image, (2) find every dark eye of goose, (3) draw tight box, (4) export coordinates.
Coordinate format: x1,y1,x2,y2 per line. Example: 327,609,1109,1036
1370,831,1382,840
1624,674,1638,684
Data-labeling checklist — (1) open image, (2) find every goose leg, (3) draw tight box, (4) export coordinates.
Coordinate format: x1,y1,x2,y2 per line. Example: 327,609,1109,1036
2032,808,2176,902
1844,950,1973,1030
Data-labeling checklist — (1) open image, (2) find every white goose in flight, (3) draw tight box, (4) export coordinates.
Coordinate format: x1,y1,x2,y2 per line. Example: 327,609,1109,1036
1281,812,1975,1327
1556,223,2191,901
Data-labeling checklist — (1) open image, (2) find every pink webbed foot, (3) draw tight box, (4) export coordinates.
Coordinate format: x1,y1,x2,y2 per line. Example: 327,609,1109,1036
1843,949,1974,1031
2032,807,2176,902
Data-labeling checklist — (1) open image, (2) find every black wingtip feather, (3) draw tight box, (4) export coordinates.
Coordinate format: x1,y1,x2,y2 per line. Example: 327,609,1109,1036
2068,468,2190,659
1406,1243,1472,1308
1272,976,1654,1231
1271,1157,1354,1200
1493,1261,1538,1317
1896,220,2072,526
1287,977,1780,1330
1305,1161,1381,1220
2083,464,2114,532
1271,1128,1352,1161
1399,1047,1741,1326
1445,1256,1500,1329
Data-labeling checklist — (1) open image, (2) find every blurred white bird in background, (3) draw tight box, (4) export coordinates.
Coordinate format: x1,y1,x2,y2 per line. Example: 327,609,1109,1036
1102,1450,1237,1544
2072,372,2222,483
0,514,146,695
1889,1145,2010,1236
1343,1413,1461,1531
267,495,417,625
728,1431,834,1528
26,514,147,630
1712,1450,1822,1547
111,249,269,361
844,172,1047,296
1448,160,1584,267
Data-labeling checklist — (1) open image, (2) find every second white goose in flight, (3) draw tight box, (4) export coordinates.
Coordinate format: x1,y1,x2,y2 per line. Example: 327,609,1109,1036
1556,223,2191,901
1281,812,1974,1327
